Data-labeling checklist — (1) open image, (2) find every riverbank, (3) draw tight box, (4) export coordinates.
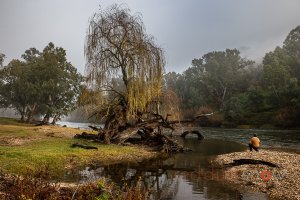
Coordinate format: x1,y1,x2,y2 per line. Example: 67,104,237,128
214,149,300,200
0,118,157,179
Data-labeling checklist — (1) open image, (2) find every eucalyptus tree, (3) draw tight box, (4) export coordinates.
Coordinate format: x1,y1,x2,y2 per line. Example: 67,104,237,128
37,43,83,124
0,59,31,121
283,26,300,83
0,43,82,123
190,49,254,110
85,5,165,143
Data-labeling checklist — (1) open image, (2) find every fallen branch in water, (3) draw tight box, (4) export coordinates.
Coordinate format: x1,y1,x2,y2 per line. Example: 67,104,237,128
180,130,204,140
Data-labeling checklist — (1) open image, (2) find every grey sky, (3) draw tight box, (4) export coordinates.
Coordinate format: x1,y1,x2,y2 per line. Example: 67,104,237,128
1,0,300,74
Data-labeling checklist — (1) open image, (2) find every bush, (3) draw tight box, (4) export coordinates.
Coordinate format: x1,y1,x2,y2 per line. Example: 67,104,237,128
0,168,149,200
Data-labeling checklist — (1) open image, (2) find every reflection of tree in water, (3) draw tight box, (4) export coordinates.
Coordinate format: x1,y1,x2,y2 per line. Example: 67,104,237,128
79,155,242,199
77,139,248,199
98,159,181,200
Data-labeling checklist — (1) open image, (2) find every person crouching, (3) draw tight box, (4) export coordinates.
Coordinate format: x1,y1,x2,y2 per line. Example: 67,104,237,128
249,134,260,152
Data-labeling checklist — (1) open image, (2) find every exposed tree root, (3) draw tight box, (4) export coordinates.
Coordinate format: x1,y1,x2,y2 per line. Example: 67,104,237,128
180,130,204,140
73,112,212,153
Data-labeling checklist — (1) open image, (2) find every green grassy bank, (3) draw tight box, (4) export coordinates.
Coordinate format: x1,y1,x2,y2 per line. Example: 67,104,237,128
0,118,156,179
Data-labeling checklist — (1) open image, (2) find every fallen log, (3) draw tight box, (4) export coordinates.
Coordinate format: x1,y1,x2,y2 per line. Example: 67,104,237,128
88,125,102,132
74,132,99,140
74,112,212,152
225,159,279,168
71,143,98,150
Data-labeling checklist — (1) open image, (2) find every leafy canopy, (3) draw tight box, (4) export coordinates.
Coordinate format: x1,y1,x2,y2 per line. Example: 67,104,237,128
85,4,165,119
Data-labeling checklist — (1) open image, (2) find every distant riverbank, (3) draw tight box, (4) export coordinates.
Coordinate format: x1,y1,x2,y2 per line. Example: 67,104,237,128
214,149,300,200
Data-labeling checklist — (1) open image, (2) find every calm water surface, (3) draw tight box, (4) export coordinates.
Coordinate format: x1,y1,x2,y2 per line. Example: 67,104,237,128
58,122,300,199
64,137,269,200
58,121,300,150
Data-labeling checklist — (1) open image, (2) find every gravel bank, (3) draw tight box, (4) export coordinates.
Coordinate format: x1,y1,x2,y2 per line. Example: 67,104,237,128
215,149,300,200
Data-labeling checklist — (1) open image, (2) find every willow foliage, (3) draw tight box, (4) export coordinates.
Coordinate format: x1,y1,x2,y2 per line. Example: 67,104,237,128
85,5,165,118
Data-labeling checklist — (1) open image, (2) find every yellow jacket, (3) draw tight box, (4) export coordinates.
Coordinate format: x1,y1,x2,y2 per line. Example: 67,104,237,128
250,137,260,148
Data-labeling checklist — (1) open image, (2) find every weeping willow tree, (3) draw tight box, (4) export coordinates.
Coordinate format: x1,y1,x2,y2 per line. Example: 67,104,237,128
84,5,165,143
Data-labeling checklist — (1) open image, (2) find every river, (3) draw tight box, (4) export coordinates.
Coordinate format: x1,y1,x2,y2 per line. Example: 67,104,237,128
57,121,300,150
57,121,300,199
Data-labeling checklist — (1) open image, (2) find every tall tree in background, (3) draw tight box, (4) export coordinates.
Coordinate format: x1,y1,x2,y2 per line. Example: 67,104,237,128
37,43,83,124
262,47,291,106
85,5,165,143
0,43,82,123
283,26,300,83
190,49,254,110
0,59,31,121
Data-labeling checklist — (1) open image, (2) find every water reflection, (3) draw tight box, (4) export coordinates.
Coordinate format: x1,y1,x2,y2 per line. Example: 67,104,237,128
65,139,268,199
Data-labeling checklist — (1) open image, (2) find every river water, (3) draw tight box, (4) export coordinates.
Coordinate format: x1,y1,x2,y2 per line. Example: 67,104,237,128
57,121,300,150
57,121,300,199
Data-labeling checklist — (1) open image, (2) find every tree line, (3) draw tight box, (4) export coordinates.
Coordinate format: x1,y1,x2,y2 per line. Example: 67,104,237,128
0,43,82,124
164,26,300,128
1,5,299,130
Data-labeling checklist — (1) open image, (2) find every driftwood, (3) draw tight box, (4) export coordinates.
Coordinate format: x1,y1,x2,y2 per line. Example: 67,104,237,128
180,130,204,140
88,125,102,132
71,143,98,150
74,132,99,140
225,159,279,168
74,112,213,153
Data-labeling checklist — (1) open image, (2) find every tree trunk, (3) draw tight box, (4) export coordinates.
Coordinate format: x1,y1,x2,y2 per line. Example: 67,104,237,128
26,113,33,123
51,115,58,125
20,114,25,122
43,113,50,123
26,104,37,123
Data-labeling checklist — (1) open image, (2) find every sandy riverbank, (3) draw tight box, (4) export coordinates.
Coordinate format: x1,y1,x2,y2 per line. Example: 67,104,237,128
214,149,300,200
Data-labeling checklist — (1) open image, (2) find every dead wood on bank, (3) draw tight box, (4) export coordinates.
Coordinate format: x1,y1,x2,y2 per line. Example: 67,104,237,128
71,143,98,150
225,159,279,168
74,112,213,153
88,125,102,132
74,132,99,141
180,130,204,140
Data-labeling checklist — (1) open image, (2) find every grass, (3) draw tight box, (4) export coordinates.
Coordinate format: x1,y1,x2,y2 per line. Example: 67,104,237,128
0,118,156,179
0,117,26,126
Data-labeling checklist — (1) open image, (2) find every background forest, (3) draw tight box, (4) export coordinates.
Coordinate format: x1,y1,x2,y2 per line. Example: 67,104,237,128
163,26,300,128
1,26,300,129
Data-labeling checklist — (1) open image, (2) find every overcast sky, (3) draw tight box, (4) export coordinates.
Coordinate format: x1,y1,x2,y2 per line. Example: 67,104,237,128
1,0,300,74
